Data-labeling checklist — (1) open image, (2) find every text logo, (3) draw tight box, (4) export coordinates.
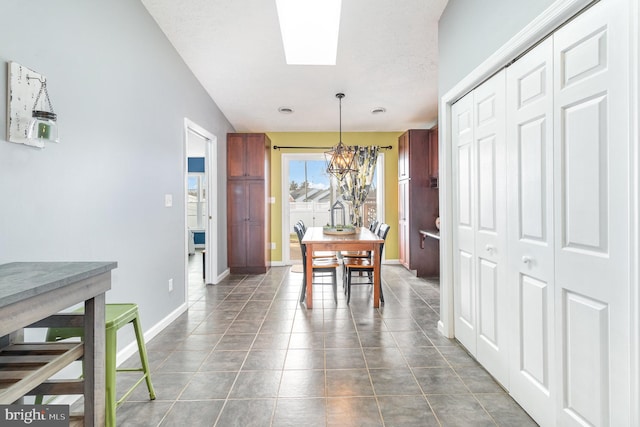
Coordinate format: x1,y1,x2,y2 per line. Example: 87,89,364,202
0,405,68,426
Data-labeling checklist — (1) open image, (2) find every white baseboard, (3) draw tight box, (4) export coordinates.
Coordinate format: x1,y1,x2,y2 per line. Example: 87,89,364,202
210,268,230,284
270,261,287,267
438,320,453,339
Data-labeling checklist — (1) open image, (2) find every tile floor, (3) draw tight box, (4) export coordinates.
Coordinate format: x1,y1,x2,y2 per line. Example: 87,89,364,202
114,253,537,426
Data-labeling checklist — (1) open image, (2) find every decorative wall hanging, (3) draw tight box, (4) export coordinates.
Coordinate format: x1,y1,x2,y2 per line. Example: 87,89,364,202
6,61,59,148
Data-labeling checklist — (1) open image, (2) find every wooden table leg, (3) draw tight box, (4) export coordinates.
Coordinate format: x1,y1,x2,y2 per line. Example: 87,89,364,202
305,243,313,308
373,244,380,308
84,293,106,427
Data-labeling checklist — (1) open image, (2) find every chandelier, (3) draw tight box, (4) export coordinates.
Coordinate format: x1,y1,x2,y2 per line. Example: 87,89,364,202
325,93,356,181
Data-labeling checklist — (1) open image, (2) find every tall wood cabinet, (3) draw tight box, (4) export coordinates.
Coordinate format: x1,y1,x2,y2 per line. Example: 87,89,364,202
398,128,439,277
227,133,270,274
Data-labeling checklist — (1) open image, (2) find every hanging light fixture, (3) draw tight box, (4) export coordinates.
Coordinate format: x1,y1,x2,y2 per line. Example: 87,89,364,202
26,76,59,143
325,93,356,181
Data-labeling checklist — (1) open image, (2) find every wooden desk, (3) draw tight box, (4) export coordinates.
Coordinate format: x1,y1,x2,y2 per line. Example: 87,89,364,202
0,262,117,427
302,227,383,308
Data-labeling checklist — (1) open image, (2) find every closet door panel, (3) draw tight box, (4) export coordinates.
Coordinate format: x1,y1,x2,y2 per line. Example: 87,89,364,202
473,70,508,387
452,92,477,354
554,0,630,425
519,118,547,241
506,37,555,426
458,250,475,329
478,258,498,346
561,96,607,250
457,144,473,227
520,274,550,386
477,135,497,231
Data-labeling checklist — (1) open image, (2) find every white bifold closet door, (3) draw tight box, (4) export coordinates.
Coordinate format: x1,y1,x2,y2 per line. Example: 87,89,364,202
452,70,509,388
452,0,631,425
506,37,555,427
552,0,630,425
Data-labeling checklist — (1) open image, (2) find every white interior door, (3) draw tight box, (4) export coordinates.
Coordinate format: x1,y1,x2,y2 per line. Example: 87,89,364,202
553,1,630,425
473,70,508,387
452,91,477,355
185,119,218,286
506,37,555,426
452,71,508,387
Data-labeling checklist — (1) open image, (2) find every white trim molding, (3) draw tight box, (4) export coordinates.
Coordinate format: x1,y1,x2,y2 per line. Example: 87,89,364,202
183,118,219,285
629,0,640,424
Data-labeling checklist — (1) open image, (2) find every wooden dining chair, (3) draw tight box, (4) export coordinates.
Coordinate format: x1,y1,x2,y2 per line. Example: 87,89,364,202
294,223,340,303
295,220,336,259
340,220,380,262
343,223,390,304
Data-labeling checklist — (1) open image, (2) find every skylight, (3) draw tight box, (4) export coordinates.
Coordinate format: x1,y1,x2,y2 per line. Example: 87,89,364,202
275,0,342,65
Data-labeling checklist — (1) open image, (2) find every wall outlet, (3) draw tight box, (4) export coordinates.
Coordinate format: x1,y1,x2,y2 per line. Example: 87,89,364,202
270,242,276,250
168,278,173,292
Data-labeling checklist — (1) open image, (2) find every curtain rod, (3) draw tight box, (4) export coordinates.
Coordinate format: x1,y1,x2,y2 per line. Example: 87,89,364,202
272,145,393,150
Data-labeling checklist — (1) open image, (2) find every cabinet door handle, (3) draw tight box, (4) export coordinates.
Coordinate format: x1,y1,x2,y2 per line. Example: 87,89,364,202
522,256,532,264
485,244,495,253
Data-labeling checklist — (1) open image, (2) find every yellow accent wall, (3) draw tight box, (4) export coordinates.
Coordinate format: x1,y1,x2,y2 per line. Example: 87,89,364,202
267,132,402,263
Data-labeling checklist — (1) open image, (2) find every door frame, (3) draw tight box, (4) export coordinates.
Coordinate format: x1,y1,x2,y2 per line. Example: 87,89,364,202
184,118,218,293
281,153,325,265
281,152,386,265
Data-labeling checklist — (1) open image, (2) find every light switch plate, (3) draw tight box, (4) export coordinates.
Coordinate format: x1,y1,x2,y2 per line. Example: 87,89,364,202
164,194,173,207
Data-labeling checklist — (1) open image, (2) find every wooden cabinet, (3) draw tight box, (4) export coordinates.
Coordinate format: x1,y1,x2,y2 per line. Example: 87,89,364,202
428,126,439,187
397,128,439,277
227,133,267,179
227,133,270,274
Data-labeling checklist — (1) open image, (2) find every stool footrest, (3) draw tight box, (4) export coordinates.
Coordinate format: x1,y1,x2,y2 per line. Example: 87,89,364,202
116,374,155,406
116,368,145,373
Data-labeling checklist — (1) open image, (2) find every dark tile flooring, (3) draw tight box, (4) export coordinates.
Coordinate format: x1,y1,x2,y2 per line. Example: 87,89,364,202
114,254,537,426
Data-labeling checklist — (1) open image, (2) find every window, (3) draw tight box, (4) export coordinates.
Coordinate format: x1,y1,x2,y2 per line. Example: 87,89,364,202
285,153,384,263
187,174,206,229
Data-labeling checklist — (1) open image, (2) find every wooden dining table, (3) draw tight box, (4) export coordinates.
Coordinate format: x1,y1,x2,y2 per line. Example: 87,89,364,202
0,262,116,426
302,226,384,308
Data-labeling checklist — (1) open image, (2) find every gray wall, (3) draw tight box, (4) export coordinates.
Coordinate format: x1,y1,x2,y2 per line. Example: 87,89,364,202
438,0,555,95
0,1,234,339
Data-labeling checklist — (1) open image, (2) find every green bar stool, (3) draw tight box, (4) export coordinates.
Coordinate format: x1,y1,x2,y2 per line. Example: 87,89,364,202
44,303,156,427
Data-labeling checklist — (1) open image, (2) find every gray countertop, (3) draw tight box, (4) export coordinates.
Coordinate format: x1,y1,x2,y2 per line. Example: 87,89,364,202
0,262,117,309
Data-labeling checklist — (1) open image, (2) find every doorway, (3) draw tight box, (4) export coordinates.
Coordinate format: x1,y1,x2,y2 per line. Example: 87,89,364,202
184,119,218,297
281,152,384,264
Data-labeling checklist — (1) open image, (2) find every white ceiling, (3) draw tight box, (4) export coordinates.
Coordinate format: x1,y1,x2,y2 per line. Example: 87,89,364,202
141,0,448,132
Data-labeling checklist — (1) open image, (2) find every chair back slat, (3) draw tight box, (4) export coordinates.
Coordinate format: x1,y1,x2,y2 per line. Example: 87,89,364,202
376,223,391,261
293,223,307,264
